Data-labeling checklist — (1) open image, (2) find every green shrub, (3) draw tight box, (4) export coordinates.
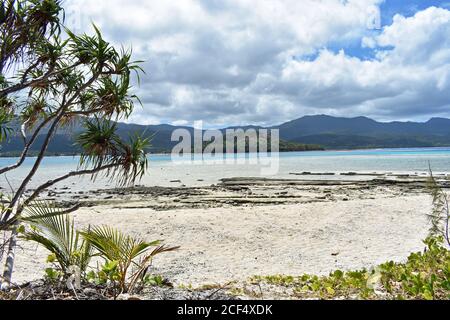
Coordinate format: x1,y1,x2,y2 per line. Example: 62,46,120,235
144,275,172,287
249,237,450,300
86,261,122,289
378,237,450,300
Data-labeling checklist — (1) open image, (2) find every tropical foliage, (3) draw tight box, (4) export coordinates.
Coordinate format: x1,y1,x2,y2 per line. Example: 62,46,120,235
0,108,13,143
20,202,92,276
0,0,149,287
245,237,450,300
19,209,178,297
77,117,150,186
81,226,179,294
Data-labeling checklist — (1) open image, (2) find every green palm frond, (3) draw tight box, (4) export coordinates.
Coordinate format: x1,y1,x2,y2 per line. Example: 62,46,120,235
21,200,71,222
80,226,178,292
21,204,92,274
80,225,160,263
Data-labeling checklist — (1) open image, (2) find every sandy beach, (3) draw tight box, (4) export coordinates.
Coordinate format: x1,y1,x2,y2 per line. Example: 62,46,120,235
9,174,438,287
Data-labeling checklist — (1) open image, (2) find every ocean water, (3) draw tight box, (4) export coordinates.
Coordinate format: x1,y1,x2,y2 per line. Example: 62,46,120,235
1,147,450,191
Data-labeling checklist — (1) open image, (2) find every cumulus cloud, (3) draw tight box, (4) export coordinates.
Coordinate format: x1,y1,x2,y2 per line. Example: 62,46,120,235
65,1,450,126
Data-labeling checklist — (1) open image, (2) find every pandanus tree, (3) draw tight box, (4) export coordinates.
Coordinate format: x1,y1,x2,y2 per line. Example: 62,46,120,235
0,0,149,288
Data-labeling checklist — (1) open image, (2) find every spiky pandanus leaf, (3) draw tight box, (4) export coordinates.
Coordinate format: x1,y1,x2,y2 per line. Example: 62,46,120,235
0,107,13,143
76,117,150,187
1,1,149,287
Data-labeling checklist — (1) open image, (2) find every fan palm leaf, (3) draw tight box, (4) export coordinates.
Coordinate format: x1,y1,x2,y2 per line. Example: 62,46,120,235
21,200,73,222
80,226,178,292
21,202,92,274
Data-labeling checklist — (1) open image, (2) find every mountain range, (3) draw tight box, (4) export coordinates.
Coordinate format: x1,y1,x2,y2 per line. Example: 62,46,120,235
276,115,450,149
2,115,450,155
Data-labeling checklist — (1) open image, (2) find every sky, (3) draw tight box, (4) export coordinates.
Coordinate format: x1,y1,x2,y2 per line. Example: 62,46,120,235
65,0,450,128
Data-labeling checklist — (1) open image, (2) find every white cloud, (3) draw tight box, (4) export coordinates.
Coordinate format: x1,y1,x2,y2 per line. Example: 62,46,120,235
65,1,450,126
259,6,450,121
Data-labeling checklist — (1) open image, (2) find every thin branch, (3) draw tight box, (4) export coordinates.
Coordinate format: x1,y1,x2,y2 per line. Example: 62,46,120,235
4,110,65,220
21,163,118,210
20,120,28,143
0,232,13,262
19,61,42,87
4,73,101,221
0,70,111,177
9,203,81,227
66,108,106,117
0,115,56,175
58,204,82,216
428,165,450,246
443,189,450,247
0,63,82,97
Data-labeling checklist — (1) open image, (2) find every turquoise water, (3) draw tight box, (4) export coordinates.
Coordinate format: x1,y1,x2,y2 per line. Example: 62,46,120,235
2,147,450,164
157,147,450,161
1,147,449,190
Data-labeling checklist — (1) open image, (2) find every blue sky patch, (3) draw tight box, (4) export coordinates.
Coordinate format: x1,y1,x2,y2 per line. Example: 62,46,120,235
326,1,450,60
380,0,450,25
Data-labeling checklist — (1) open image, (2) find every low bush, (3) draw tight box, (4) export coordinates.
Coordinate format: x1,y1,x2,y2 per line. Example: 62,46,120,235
249,236,450,300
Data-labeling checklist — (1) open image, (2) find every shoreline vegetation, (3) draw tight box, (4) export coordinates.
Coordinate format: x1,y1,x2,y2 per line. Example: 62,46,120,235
0,0,153,295
2,173,449,300
3,236,449,300
0,139,325,158
1,1,449,302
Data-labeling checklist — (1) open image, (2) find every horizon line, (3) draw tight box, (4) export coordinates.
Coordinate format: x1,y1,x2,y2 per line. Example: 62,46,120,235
122,114,450,129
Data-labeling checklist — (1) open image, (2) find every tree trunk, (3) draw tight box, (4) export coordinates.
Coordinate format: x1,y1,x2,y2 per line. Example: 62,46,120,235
1,226,18,290
1,200,21,290
0,231,6,262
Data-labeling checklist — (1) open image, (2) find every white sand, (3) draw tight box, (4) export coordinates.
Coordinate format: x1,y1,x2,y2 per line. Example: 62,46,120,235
10,194,431,286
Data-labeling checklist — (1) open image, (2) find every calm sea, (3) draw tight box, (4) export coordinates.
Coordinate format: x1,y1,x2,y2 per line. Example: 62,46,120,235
1,147,449,191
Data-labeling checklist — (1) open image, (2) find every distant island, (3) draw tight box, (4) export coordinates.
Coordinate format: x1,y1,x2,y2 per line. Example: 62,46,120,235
2,115,450,156
0,140,324,158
